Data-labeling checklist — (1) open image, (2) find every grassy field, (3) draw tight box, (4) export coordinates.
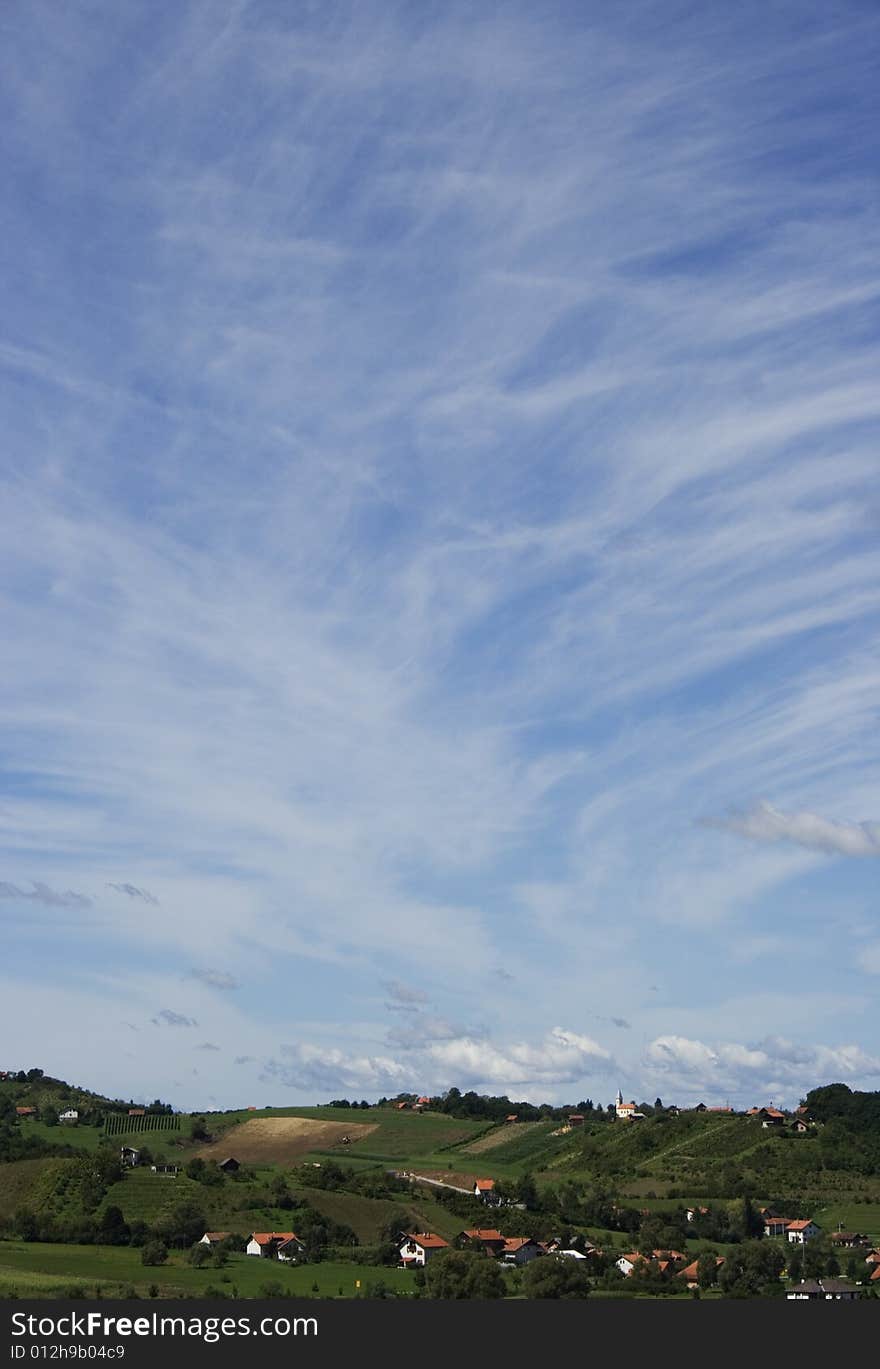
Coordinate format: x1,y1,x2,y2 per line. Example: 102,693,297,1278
0,1243,416,1299
0,1159,51,1219
813,1202,880,1243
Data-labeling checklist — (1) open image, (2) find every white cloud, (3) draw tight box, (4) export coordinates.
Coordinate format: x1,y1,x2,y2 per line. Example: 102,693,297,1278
645,1032,880,1105
707,800,880,857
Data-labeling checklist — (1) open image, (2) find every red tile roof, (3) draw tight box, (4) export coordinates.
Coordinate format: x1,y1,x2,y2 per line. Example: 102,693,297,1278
461,1229,505,1242
250,1232,296,1245
402,1232,449,1250
475,1178,495,1190
787,1220,816,1231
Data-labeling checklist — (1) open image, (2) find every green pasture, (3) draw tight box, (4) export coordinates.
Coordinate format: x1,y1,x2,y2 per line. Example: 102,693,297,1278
0,1243,416,1299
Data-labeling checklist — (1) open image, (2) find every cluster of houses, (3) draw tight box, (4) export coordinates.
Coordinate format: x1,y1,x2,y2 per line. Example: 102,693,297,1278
397,1230,590,1269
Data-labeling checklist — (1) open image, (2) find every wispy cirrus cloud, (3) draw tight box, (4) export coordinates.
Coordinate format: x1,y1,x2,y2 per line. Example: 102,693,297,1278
189,968,240,991
0,881,92,908
107,883,160,904
706,800,880,858
1,2,879,1107
152,1009,198,1028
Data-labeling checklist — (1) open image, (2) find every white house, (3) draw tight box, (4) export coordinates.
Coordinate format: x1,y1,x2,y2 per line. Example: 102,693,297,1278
398,1233,450,1267
616,1252,647,1276
787,1220,821,1244
199,1232,231,1248
246,1231,296,1258
59,1110,78,1124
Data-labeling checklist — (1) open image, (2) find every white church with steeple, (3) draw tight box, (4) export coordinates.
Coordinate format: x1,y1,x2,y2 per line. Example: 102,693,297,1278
615,1088,640,1120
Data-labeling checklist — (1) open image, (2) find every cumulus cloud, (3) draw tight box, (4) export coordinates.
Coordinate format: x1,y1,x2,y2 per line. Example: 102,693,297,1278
645,1032,880,1103
706,800,880,858
261,1025,611,1097
426,1027,612,1089
152,1009,198,1027
107,882,159,904
265,1045,412,1094
0,881,92,908
189,968,240,991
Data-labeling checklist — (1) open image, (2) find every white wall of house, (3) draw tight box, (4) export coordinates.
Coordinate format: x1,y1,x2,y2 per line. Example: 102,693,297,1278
246,1238,263,1257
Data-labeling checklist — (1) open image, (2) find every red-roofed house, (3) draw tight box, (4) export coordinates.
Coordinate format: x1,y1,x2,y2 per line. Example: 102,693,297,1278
501,1237,544,1266
458,1229,506,1256
758,1107,785,1128
678,1256,725,1288
764,1216,794,1238
199,1232,232,1247
505,1114,518,1123
15,1107,36,1117
246,1232,296,1258
474,1178,500,1204
787,1220,821,1244
399,1233,449,1267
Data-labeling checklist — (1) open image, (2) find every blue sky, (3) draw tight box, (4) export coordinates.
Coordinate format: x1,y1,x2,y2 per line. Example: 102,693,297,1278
2,0,880,1110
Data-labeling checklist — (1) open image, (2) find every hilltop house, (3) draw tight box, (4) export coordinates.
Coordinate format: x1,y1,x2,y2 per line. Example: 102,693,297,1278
757,1107,786,1128
399,1233,449,1266
474,1178,500,1204
128,1108,145,1117
59,1109,78,1124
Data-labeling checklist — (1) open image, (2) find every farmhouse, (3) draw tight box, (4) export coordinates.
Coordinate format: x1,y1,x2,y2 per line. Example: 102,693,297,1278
59,1109,78,1124
150,1164,179,1176
474,1178,499,1204
276,1235,306,1263
763,1216,794,1238
787,1279,860,1301
685,1207,710,1222
830,1232,869,1249
678,1256,725,1289
246,1232,297,1258
568,1114,585,1126
501,1237,543,1266
120,1146,140,1167
787,1220,821,1244
218,1157,240,1173
757,1107,786,1128
199,1232,232,1247
15,1107,36,1117
399,1233,449,1266
458,1229,506,1256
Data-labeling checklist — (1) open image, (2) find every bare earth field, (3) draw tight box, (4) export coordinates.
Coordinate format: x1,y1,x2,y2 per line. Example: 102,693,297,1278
463,1121,542,1154
196,1116,376,1164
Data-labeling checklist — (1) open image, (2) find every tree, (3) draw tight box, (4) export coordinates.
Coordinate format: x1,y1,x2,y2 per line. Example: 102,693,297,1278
14,1208,38,1242
189,1116,209,1142
517,1172,539,1210
189,1243,212,1267
523,1256,591,1299
141,1241,168,1266
153,1199,207,1249
185,1157,206,1181
696,1252,719,1288
42,1107,59,1128
424,1250,505,1299
97,1206,130,1246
